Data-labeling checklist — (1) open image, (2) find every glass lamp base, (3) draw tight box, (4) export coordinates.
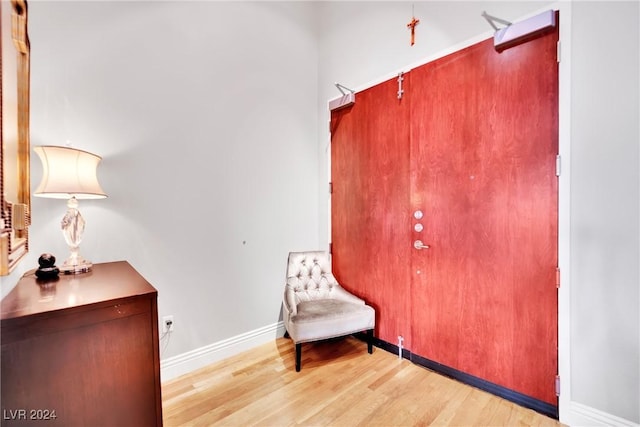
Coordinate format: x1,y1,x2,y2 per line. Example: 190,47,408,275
60,197,92,275
60,258,93,274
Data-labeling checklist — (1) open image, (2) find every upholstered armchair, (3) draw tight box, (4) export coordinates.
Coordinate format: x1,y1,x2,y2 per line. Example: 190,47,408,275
283,251,375,371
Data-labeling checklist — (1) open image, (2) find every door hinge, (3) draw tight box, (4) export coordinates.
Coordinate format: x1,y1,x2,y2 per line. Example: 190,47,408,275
556,155,561,177
557,40,561,63
555,375,561,396
329,182,333,194
397,72,404,100
556,268,561,289
329,243,333,254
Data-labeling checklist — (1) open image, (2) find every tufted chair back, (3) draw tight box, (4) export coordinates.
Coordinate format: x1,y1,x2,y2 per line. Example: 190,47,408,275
285,251,342,315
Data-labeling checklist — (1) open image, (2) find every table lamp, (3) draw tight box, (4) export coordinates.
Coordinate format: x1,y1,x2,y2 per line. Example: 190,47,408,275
34,146,107,274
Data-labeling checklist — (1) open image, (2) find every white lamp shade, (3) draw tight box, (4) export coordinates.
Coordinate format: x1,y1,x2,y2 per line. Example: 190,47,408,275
34,146,107,199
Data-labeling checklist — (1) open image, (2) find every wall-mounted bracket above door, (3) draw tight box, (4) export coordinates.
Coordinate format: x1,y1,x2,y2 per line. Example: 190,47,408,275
329,83,355,112
483,9,557,52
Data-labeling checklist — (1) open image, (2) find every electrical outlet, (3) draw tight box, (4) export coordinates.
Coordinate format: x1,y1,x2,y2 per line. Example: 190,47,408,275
162,315,174,333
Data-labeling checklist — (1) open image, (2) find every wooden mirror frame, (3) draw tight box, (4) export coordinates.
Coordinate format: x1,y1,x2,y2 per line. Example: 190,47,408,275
1,0,30,276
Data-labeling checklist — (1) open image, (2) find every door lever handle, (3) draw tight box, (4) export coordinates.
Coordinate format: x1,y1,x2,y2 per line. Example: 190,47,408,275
414,240,430,250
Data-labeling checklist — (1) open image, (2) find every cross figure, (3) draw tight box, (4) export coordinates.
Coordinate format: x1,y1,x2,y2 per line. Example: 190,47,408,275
407,16,420,46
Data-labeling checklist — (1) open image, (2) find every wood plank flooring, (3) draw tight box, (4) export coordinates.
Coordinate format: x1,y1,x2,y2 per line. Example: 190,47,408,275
162,336,561,426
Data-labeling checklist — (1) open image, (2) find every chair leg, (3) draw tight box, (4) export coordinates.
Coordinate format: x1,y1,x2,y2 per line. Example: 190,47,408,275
367,329,374,354
295,343,302,372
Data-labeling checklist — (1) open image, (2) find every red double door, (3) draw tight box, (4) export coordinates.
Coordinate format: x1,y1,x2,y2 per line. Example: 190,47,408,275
331,29,558,404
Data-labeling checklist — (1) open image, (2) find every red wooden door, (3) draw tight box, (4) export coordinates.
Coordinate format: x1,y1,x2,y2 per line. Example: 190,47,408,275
409,33,558,404
331,76,413,346
331,26,558,405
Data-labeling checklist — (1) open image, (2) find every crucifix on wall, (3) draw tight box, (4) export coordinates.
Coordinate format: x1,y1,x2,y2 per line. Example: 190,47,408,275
407,13,420,46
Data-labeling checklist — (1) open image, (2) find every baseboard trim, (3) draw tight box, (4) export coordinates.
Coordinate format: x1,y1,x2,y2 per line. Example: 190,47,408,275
357,335,558,420
410,352,558,419
160,321,286,382
564,401,640,427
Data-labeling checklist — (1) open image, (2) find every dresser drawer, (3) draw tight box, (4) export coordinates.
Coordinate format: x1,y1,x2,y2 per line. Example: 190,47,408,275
1,296,152,344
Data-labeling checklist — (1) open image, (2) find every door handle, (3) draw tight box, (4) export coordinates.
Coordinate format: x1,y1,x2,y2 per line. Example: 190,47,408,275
414,240,430,250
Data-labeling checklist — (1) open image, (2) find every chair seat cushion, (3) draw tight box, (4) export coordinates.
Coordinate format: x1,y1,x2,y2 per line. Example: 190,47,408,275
289,299,375,343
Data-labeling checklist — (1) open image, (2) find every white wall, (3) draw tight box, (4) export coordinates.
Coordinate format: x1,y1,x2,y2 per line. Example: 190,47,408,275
569,1,639,424
2,1,638,425
3,1,320,359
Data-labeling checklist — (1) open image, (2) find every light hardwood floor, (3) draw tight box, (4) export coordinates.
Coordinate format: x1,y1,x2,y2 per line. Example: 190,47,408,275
162,336,561,426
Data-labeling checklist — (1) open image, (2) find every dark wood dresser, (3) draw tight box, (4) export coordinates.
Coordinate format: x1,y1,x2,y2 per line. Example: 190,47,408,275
1,261,163,426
